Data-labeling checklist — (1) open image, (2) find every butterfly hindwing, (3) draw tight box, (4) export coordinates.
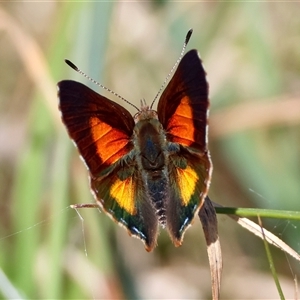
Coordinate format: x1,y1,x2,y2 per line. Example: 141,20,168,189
90,158,159,251
167,149,211,245
157,50,212,244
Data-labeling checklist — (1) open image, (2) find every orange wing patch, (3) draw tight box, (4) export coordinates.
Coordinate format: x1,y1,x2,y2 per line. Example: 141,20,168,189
167,96,195,147
110,176,136,215
90,116,131,166
176,165,198,206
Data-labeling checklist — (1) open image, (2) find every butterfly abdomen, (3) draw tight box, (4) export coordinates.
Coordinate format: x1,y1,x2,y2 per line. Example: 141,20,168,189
134,116,169,225
145,171,168,225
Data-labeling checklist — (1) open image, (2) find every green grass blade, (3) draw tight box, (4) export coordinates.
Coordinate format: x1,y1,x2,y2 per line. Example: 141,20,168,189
259,217,285,300
215,207,300,220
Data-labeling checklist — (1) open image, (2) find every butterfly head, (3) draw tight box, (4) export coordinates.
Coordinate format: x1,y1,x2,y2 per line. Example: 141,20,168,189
133,100,159,123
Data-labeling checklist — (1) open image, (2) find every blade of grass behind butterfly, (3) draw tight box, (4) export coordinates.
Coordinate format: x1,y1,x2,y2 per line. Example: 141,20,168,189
258,217,285,300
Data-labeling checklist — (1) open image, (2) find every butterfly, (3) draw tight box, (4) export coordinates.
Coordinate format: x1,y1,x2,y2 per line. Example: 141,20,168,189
58,29,212,252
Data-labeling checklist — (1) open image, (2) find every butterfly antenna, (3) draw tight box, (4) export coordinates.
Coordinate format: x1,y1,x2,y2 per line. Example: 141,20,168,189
150,28,193,109
65,59,140,111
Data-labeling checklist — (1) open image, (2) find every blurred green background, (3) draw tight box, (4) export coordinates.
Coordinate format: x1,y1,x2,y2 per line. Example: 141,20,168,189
0,2,299,299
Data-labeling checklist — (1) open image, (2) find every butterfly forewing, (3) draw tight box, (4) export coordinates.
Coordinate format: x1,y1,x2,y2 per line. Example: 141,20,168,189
58,80,135,176
157,50,209,152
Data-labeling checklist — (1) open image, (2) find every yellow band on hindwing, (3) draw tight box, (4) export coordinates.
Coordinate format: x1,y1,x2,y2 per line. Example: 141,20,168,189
176,165,198,206
110,177,136,215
